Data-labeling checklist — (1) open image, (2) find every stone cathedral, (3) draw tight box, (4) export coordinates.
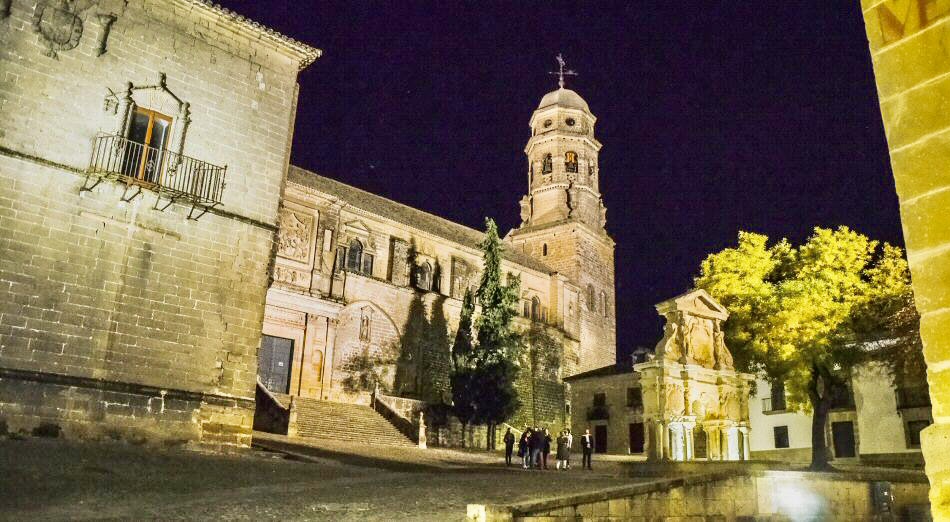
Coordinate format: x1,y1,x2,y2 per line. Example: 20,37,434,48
261,84,617,442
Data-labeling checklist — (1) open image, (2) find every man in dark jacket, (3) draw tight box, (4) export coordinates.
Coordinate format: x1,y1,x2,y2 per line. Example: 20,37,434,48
530,426,544,469
581,428,594,470
503,427,516,466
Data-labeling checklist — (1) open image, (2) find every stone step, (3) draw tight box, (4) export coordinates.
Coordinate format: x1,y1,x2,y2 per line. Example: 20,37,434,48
288,397,414,447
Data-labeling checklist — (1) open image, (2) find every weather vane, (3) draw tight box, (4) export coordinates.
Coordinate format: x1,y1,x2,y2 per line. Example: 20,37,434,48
549,53,578,89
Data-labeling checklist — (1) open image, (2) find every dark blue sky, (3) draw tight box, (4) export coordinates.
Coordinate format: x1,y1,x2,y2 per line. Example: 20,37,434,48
220,2,900,362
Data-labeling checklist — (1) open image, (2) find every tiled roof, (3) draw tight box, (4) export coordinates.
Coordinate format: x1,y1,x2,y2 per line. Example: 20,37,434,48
287,166,554,275
186,1,322,70
562,364,627,381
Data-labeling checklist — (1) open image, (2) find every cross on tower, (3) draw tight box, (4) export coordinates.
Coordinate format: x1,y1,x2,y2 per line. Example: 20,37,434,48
549,53,578,89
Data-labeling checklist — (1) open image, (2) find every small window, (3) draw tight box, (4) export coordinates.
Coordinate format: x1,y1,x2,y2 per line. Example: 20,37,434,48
542,153,553,174
542,243,548,256
565,403,571,415
565,118,576,126
626,388,642,409
773,426,790,449
587,284,596,312
123,107,172,183
907,420,931,447
346,239,363,271
334,246,346,274
415,262,433,291
523,301,530,318
361,253,374,276
531,297,541,321
593,392,606,408
565,151,578,173
543,119,553,128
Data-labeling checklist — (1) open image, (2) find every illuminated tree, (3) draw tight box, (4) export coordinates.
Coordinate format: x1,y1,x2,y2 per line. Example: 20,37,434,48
450,218,523,448
695,227,914,470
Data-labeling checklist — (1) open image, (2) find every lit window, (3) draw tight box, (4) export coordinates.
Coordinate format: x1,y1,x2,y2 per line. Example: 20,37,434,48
415,262,433,291
346,239,363,271
565,151,578,173
123,107,172,183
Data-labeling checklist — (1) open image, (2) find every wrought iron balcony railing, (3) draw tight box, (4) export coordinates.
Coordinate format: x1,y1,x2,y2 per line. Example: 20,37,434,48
87,134,226,206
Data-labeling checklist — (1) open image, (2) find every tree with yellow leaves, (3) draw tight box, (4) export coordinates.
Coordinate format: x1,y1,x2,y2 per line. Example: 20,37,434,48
695,227,917,470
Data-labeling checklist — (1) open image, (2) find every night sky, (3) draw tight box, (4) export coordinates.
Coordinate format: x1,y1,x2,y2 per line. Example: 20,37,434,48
219,2,901,364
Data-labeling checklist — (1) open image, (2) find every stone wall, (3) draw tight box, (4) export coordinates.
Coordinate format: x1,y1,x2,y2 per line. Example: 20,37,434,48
0,0,314,446
859,2,950,515
468,470,931,521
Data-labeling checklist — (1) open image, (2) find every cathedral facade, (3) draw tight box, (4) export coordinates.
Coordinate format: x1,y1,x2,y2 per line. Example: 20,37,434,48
261,87,617,437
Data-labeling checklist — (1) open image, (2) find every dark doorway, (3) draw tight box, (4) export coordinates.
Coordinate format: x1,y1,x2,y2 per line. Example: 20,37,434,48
832,421,856,458
594,425,608,453
258,335,294,394
694,428,707,459
629,423,645,454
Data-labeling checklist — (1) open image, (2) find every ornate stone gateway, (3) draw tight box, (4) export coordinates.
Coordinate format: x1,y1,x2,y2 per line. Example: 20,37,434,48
636,290,755,461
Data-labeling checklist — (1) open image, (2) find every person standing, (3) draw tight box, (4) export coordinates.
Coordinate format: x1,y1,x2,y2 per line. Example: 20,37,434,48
504,427,516,466
581,428,594,470
556,430,570,470
541,428,552,469
530,426,543,469
519,427,531,469
565,428,574,469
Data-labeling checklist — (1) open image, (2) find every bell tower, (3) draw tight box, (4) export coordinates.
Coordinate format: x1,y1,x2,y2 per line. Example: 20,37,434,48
507,57,616,374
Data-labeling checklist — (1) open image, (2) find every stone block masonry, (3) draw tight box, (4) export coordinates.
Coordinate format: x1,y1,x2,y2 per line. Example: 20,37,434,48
0,0,318,446
860,0,950,517
467,469,931,521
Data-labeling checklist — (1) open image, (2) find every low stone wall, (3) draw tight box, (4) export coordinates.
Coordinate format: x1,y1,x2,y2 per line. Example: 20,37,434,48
467,469,931,521
0,369,254,448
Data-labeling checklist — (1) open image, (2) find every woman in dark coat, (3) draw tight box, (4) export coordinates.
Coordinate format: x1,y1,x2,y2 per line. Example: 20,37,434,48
555,430,570,470
519,428,531,469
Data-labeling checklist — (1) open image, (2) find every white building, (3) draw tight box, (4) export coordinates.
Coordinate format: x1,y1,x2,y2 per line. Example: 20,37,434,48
749,363,931,467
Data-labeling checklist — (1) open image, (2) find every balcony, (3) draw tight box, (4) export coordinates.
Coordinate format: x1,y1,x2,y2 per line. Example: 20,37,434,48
87,134,226,207
762,397,787,413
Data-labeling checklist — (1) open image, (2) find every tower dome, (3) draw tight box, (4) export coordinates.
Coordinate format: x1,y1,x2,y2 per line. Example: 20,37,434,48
537,87,590,112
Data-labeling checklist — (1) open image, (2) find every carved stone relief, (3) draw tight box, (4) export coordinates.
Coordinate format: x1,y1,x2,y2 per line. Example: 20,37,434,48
274,266,306,287
276,208,314,263
665,383,685,417
33,1,87,58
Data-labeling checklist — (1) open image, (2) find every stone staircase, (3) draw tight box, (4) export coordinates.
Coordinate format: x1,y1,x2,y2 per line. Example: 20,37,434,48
276,394,415,447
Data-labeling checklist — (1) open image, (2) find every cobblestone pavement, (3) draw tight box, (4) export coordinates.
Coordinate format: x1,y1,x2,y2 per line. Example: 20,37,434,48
0,436,639,521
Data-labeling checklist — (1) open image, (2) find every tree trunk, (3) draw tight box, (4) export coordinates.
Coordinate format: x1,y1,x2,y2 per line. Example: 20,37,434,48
486,422,493,451
460,421,467,448
807,365,833,471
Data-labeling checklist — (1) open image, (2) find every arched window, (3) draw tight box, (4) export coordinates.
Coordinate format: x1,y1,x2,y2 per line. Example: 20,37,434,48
600,291,608,317
587,284,596,312
565,151,578,173
523,300,530,318
415,262,433,291
346,239,363,271
531,297,542,321
542,243,548,256
542,153,553,174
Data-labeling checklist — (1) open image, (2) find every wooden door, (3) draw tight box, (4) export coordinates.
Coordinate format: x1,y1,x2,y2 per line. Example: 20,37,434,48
594,425,608,453
258,335,294,394
832,421,856,458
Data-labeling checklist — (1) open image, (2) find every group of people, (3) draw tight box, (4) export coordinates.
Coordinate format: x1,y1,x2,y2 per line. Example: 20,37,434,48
503,427,594,470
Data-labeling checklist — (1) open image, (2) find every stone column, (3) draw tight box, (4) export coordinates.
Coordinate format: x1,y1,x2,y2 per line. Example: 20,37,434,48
684,423,694,461
860,4,950,516
739,426,751,461
321,318,338,400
